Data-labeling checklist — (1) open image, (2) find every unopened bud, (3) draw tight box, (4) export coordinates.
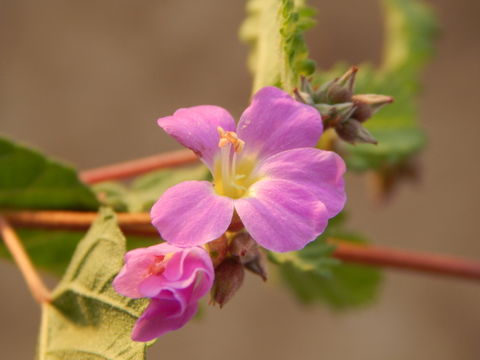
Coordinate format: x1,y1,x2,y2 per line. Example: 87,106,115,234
352,94,394,122
294,88,312,105
211,258,245,308
230,232,258,264
335,119,378,145
230,233,268,281
315,102,356,128
337,66,358,90
294,76,315,105
353,94,394,106
325,66,358,103
244,254,268,281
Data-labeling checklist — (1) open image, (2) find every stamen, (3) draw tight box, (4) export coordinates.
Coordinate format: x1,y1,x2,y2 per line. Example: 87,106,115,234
220,145,230,189
217,126,245,153
215,126,251,198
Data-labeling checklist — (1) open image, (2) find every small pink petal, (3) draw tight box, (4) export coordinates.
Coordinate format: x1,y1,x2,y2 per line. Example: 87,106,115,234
151,180,234,247
157,105,236,170
113,243,183,298
237,87,322,161
113,248,156,298
138,249,214,302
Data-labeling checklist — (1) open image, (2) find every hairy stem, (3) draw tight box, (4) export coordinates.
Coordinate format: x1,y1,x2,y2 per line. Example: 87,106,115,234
3,210,480,282
80,149,198,184
0,216,51,303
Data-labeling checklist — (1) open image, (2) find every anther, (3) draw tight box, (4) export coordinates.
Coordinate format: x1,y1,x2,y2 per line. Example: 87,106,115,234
217,127,245,153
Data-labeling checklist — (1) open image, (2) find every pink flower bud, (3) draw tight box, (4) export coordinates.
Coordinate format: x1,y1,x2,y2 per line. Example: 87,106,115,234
113,243,214,342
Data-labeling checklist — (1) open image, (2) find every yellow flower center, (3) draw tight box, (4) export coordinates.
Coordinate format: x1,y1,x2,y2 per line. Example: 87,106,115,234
213,127,260,199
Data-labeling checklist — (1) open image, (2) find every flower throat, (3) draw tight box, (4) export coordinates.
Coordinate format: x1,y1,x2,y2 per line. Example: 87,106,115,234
214,127,258,199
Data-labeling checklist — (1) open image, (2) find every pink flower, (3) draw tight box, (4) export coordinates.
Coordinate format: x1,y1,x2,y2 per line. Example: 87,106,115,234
152,86,346,252
113,243,214,342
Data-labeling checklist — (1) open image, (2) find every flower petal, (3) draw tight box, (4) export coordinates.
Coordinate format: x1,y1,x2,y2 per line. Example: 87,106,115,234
157,105,236,169
151,181,234,247
234,179,329,252
131,293,198,342
257,148,346,217
162,247,214,285
113,243,183,298
112,248,157,298
237,87,322,160
139,249,214,301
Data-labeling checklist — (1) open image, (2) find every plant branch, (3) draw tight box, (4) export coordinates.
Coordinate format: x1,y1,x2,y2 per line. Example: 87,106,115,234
80,149,198,184
0,216,51,304
4,210,151,229
2,210,157,237
3,210,480,282
330,238,480,281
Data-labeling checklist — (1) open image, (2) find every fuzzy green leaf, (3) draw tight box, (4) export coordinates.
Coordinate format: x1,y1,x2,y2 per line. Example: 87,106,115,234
0,136,99,210
315,0,437,172
240,0,316,93
93,165,209,213
269,214,382,309
37,208,151,360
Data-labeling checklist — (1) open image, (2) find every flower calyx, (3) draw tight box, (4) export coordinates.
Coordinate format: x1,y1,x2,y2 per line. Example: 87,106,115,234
209,232,268,308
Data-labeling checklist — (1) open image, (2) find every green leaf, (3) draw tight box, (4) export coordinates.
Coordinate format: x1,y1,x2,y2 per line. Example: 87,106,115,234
0,136,99,210
37,208,151,360
0,137,154,277
240,0,316,93
315,0,437,172
93,165,209,212
269,214,382,309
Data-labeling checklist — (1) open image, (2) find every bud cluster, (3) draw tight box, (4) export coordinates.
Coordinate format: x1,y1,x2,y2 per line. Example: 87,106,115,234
294,66,393,145
210,232,267,308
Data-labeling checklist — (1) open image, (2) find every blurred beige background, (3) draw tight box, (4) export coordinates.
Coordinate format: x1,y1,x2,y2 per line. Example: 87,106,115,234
1,0,479,359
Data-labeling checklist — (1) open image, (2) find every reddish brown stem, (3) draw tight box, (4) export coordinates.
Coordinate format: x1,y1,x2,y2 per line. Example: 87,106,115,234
4,210,150,228
330,238,480,281
3,210,480,282
0,216,51,303
3,210,158,237
80,149,198,184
